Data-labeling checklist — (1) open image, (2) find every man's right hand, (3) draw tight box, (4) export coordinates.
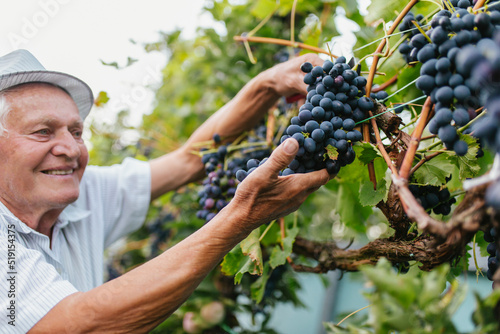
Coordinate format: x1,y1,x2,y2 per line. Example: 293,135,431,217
225,138,333,236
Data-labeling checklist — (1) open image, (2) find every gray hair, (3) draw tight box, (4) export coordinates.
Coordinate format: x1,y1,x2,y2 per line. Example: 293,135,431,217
0,93,11,136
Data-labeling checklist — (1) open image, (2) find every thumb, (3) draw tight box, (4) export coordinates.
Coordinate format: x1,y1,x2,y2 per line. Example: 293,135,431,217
262,138,298,176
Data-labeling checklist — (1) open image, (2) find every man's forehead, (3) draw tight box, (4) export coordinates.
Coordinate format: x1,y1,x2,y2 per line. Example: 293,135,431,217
3,82,71,97
3,83,82,123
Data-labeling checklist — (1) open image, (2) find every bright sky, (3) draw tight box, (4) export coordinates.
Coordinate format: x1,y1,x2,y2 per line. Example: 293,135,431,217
0,0,212,126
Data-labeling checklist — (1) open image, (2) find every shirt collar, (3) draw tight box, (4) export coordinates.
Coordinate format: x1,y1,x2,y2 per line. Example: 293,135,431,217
0,200,90,233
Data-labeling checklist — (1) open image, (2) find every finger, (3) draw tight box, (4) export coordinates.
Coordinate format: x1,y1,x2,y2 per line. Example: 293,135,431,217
260,138,298,177
291,168,332,191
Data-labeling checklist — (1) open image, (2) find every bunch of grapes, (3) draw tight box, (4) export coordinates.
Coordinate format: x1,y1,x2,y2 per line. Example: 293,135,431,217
398,4,500,156
483,227,499,284
197,133,271,223
238,57,375,180
408,183,456,215
398,11,427,63
452,20,500,210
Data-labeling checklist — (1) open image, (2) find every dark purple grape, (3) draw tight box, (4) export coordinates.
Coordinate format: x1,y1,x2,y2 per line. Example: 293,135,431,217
322,60,334,73
301,62,313,73
453,140,468,156
311,129,326,142
452,108,469,126
438,124,458,144
311,66,324,78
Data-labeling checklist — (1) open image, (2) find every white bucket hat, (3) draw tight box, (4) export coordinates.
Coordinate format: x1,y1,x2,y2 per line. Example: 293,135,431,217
0,49,94,119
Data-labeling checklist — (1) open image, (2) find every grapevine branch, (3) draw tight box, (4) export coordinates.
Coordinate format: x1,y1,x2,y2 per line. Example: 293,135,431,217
292,184,491,272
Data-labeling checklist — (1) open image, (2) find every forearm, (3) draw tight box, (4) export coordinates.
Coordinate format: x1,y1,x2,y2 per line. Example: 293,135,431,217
31,204,246,334
185,69,280,145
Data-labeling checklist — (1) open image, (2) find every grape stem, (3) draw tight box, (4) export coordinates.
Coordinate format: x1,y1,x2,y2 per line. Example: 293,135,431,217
372,74,398,92
233,35,337,58
473,0,487,10
409,150,443,176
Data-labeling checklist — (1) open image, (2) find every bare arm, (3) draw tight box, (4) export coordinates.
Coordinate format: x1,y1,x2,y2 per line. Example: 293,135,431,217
149,54,324,200
30,139,332,333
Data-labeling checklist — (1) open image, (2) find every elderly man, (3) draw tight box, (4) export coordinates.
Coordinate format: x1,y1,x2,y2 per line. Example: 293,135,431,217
0,49,330,333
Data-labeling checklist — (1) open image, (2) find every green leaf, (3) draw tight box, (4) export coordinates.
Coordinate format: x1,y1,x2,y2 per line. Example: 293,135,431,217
99,57,138,69
240,228,263,271
220,245,246,276
269,226,299,268
413,154,453,186
94,91,110,107
445,133,481,179
472,289,500,331
229,228,264,284
354,142,382,164
234,257,261,284
361,258,418,309
418,265,449,308
325,144,339,161
475,231,490,258
299,14,322,47
250,263,270,303
336,182,373,232
392,63,421,105
336,0,359,16
359,174,390,207
365,0,437,25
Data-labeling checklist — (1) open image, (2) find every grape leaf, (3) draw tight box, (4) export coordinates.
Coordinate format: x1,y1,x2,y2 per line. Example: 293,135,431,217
222,229,264,284
361,258,419,309
234,257,261,284
365,0,437,25
354,142,382,164
359,173,390,206
475,231,490,258
445,134,481,179
413,154,452,186
336,182,373,232
220,245,246,276
325,144,339,160
250,263,270,304
299,14,322,47
233,228,263,284
94,91,110,107
269,226,299,268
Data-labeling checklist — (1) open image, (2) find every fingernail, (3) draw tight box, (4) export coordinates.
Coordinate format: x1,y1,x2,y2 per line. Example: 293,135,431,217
283,138,298,154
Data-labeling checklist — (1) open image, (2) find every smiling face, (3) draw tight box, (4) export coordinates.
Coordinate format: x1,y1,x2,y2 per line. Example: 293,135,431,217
0,83,89,217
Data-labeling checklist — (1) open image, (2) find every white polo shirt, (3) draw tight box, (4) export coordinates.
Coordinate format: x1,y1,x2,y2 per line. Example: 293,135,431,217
0,158,151,333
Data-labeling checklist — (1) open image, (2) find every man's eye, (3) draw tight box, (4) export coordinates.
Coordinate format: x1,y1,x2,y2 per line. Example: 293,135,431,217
36,129,50,135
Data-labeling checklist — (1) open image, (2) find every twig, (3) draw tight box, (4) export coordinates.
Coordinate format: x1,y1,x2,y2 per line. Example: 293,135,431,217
372,74,398,93
368,109,399,175
399,96,433,180
233,35,337,58
336,305,371,326
291,0,298,45
363,124,377,189
473,0,487,10
365,0,420,97
409,151,442,175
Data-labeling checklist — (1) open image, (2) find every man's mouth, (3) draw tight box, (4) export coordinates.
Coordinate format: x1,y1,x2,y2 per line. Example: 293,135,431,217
42,169,74,175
